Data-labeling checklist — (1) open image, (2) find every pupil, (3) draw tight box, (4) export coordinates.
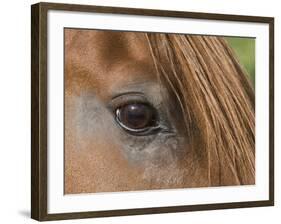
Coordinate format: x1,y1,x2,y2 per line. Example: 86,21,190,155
117,103,155,130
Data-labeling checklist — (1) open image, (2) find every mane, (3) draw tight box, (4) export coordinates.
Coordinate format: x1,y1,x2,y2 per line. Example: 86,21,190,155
145,33,255,186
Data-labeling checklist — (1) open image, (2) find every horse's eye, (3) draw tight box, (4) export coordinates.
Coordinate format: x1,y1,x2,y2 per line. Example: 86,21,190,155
115,103,159,134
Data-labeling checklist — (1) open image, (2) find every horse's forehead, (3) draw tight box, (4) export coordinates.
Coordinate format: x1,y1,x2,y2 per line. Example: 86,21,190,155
65,29,156,99
65,29,150,63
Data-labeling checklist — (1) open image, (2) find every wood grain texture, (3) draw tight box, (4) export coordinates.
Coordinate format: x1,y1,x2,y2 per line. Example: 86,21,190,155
31,3,48,221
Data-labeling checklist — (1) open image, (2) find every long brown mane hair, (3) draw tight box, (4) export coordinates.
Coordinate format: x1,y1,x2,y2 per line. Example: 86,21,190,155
146,34,255,186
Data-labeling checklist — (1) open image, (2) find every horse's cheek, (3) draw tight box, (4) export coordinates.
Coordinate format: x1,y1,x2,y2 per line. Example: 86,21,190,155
65,137,146,193
64,95,147,193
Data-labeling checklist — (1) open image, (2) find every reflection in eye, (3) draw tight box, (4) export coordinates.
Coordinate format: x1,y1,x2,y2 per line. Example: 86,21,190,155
115,103,160,135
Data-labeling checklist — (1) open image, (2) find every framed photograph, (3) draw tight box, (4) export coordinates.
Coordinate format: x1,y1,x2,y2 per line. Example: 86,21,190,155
31,2,274,221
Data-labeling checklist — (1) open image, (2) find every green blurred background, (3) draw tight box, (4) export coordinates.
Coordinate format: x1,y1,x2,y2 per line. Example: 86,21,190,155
225,37,255,87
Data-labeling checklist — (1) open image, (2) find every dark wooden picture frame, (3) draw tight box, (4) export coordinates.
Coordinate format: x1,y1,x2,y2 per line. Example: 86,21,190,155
31,2,274,221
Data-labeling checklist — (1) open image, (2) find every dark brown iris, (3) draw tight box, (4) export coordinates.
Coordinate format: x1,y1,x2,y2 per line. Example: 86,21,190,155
116,103,157,131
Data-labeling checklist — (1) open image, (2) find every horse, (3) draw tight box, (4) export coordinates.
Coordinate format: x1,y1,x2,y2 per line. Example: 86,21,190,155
64,28,255,194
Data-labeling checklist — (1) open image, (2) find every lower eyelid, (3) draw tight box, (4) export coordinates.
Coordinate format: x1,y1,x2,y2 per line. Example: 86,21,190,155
115,116,161,136
116,118,173,137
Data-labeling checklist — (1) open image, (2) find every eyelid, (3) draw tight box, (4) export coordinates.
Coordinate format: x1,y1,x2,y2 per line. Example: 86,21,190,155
108,93,153,111
111,91,146,100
